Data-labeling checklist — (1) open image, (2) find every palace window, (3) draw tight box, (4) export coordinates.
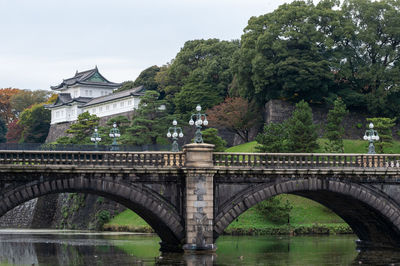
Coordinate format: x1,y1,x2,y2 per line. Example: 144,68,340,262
120,102,124,107
99,106,103,112
113,103,117,109
106,105,110,111
128,100,132,106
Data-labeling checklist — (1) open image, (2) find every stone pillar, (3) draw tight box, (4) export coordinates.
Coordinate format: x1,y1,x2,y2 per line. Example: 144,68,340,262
183,143,216,252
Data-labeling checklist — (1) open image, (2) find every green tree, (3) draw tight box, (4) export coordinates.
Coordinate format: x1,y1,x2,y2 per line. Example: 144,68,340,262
56,112,99,144
0,118,6,143
255,122,288,153
115,65,161,93
18,104,51,143
286,100,319,152
122,91,169,145
231,1,336,105
324,98,348,153
158,39,239,114
256,196,293,225
366,117,396,153
98,116,131,145
336,0,400,117
202,128,227,152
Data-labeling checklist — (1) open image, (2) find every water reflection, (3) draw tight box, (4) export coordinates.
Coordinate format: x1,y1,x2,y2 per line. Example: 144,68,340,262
0,230,399,265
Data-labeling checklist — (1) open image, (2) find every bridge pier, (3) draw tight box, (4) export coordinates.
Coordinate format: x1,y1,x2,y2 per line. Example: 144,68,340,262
183,144,217,252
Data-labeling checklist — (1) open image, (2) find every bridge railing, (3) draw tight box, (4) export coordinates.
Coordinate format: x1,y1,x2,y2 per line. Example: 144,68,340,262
0,150,185,167
213,153,400,168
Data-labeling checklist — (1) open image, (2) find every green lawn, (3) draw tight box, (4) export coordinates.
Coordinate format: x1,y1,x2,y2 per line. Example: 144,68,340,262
106,138,400,235
227,138,400,154
104,210,153,232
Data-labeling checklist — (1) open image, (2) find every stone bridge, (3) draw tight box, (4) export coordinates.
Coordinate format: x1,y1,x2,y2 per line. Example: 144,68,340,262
1,143,400,252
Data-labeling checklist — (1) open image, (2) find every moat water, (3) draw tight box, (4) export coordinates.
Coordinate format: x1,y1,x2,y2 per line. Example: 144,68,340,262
0,230,399,265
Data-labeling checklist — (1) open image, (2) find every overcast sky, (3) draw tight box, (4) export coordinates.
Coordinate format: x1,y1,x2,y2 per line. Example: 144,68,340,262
0,0,290,91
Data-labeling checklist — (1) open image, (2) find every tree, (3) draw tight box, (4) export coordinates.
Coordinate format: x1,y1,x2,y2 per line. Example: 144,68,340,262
207,97,261,143
10,90,52,118
0,88,21,124
231,1,336,106
202,128,227,152
115,66,161,93
0,118,6,143
336,0,400,117
324,98,348,153
231,0,400,117
122,91,169,145
256,196,293,224
157,39,239,114
286,100,319,152
256,122,288,153
56,112,99,144
18,104,51,143
97,116,131,145
5,120,23,143
366,117,396,153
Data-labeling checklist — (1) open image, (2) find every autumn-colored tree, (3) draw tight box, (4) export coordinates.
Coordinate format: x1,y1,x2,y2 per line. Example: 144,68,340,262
5,120,23,143
207,97,261,143
10,90,52,118
0,88,21,124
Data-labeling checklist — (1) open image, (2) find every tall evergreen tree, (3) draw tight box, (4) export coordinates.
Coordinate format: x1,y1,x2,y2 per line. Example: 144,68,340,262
366,117,396,154
18,104,51,143
0,118,7,143
122,91,169,145
256,122,288,153
324,98,348,153
286,100,319,152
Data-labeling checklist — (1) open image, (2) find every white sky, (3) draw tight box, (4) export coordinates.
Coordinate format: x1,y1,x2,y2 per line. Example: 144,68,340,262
0,0,290,90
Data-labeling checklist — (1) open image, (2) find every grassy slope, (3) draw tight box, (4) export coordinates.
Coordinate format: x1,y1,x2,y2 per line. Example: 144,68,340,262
106,138,400,234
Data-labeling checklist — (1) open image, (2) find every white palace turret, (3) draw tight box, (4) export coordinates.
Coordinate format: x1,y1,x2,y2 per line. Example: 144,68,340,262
45,67,145,124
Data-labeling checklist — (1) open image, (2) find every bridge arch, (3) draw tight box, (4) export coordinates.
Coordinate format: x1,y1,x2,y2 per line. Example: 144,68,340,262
0,175,185,251
214,178,400,248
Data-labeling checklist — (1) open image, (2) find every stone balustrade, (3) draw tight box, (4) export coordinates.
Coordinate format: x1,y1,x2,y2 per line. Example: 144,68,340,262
1,150,400,169
0,150,185,167
213,152,400,169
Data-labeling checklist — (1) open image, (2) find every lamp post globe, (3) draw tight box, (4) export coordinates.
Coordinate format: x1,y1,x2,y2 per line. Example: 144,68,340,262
109,122,121,151
363,122,379,154
91,127,101,150
167,119,184,152
189,104,208,143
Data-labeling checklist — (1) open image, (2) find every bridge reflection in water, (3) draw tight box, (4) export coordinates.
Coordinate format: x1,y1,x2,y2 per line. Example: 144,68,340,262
1,143,400,251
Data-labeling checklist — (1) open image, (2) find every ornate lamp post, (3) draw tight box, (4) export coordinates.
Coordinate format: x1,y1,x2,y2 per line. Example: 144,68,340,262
167,119,184,152
109,122,121,151
90,127,102,150
363,122,379,154
189,104,208,143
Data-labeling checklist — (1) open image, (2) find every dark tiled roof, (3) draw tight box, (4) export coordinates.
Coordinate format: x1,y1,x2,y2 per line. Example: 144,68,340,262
81,86,145,108
45,94,92,108
51,67,121,90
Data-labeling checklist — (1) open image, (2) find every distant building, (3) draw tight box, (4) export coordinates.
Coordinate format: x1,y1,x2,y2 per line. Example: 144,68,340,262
45,67,145,124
